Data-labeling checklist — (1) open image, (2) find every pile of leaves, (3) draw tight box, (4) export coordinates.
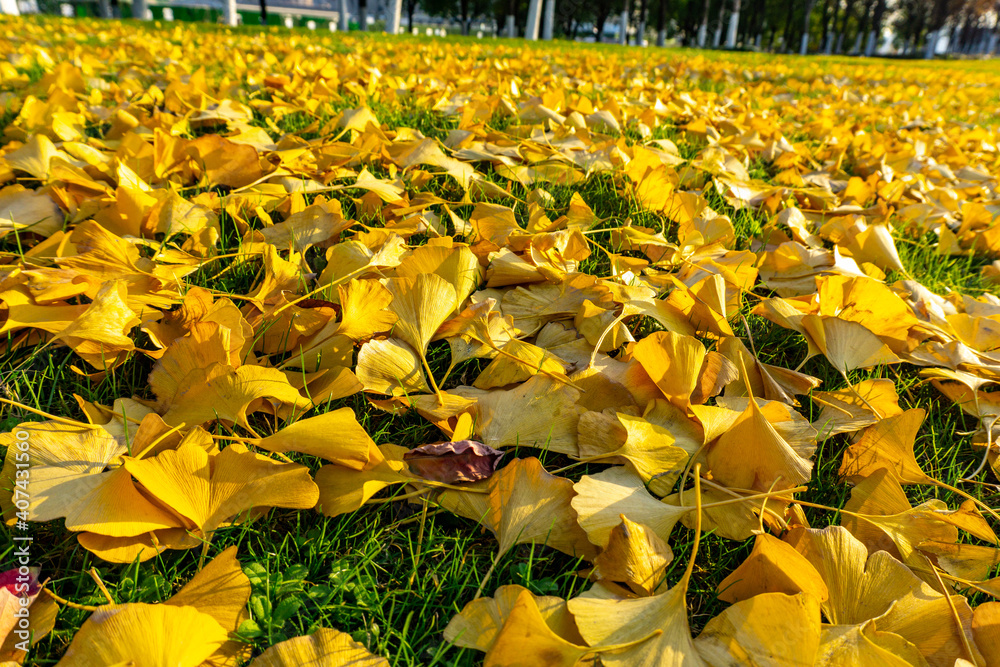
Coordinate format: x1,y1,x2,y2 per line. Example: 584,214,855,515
4,13,1000,666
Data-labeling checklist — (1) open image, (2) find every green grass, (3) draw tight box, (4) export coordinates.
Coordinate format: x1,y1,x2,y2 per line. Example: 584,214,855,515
4,16,1000,666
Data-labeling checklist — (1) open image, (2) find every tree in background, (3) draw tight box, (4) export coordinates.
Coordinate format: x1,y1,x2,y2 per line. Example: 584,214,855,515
101,0,990,56
656,0,669,45
406,0,419,31
424,0,492,33
556,0,598,39
593,0,619,42
894,0,930,53
800,0,817,53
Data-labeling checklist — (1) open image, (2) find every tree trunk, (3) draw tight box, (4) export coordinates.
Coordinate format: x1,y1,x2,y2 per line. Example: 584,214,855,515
853,0,872,54
864,0,885,56
543,0,555,39
782,0,794,51
991,7,1000,55
656,0,666,46
259,0,268,25
358,0,367,30
712,1,724,47
909,3,927,55
835,0,854,53
460,0,471,35
526,0,542,39
638,0,647,45
339,0,349,31
222,0,236,25
801,0,817,54
698,0,710,46
619,0,630,45
407,0,415,32
726,0,741,48
387,0,403,33
820,0,832,52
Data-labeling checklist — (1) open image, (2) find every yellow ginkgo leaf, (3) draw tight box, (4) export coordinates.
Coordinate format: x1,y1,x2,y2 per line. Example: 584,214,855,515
3,134,73,180
719,336,821,406
571,466,689,548
801,314,901,374
785,525,982,664
592,515,673,596
248,628,388,667
51,280,139,369
433,298,516,367
665,275,736,338
483,591,595,667
841,468,959,570
336,279,397,341
664,486,767,542
918,541,1000,583
54,604,229,667
356,337,431,396
574,299,633,353
386,273,458,356
0,187,62,239
149,321,236,409
716,534,829,604
187,134,265,188
689,351,739,405
1,421,184,540
315,444,411,518
76,528,201,564
439,457,595,560
255,408,373,469
577,413,688,485
39,466,186,537
499,272,613,336
567,503,706,667
472,338,570,390
385,272,458,399
816,622,930,667
444,585,585,653
630,330,706,408
784,525,932,625
695,593,822,666
158,363,312,429
706,393,813,493
454,375,581,456
814,275,923,354
394,240,483,306
165,546,252,667
123,443,319,538
839,409,934,486
0,288,88,339
811,379,903,439
972,602,1000,667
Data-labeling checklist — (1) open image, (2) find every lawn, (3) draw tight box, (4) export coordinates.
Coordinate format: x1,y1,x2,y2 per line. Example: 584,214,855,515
3,13,1000,666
